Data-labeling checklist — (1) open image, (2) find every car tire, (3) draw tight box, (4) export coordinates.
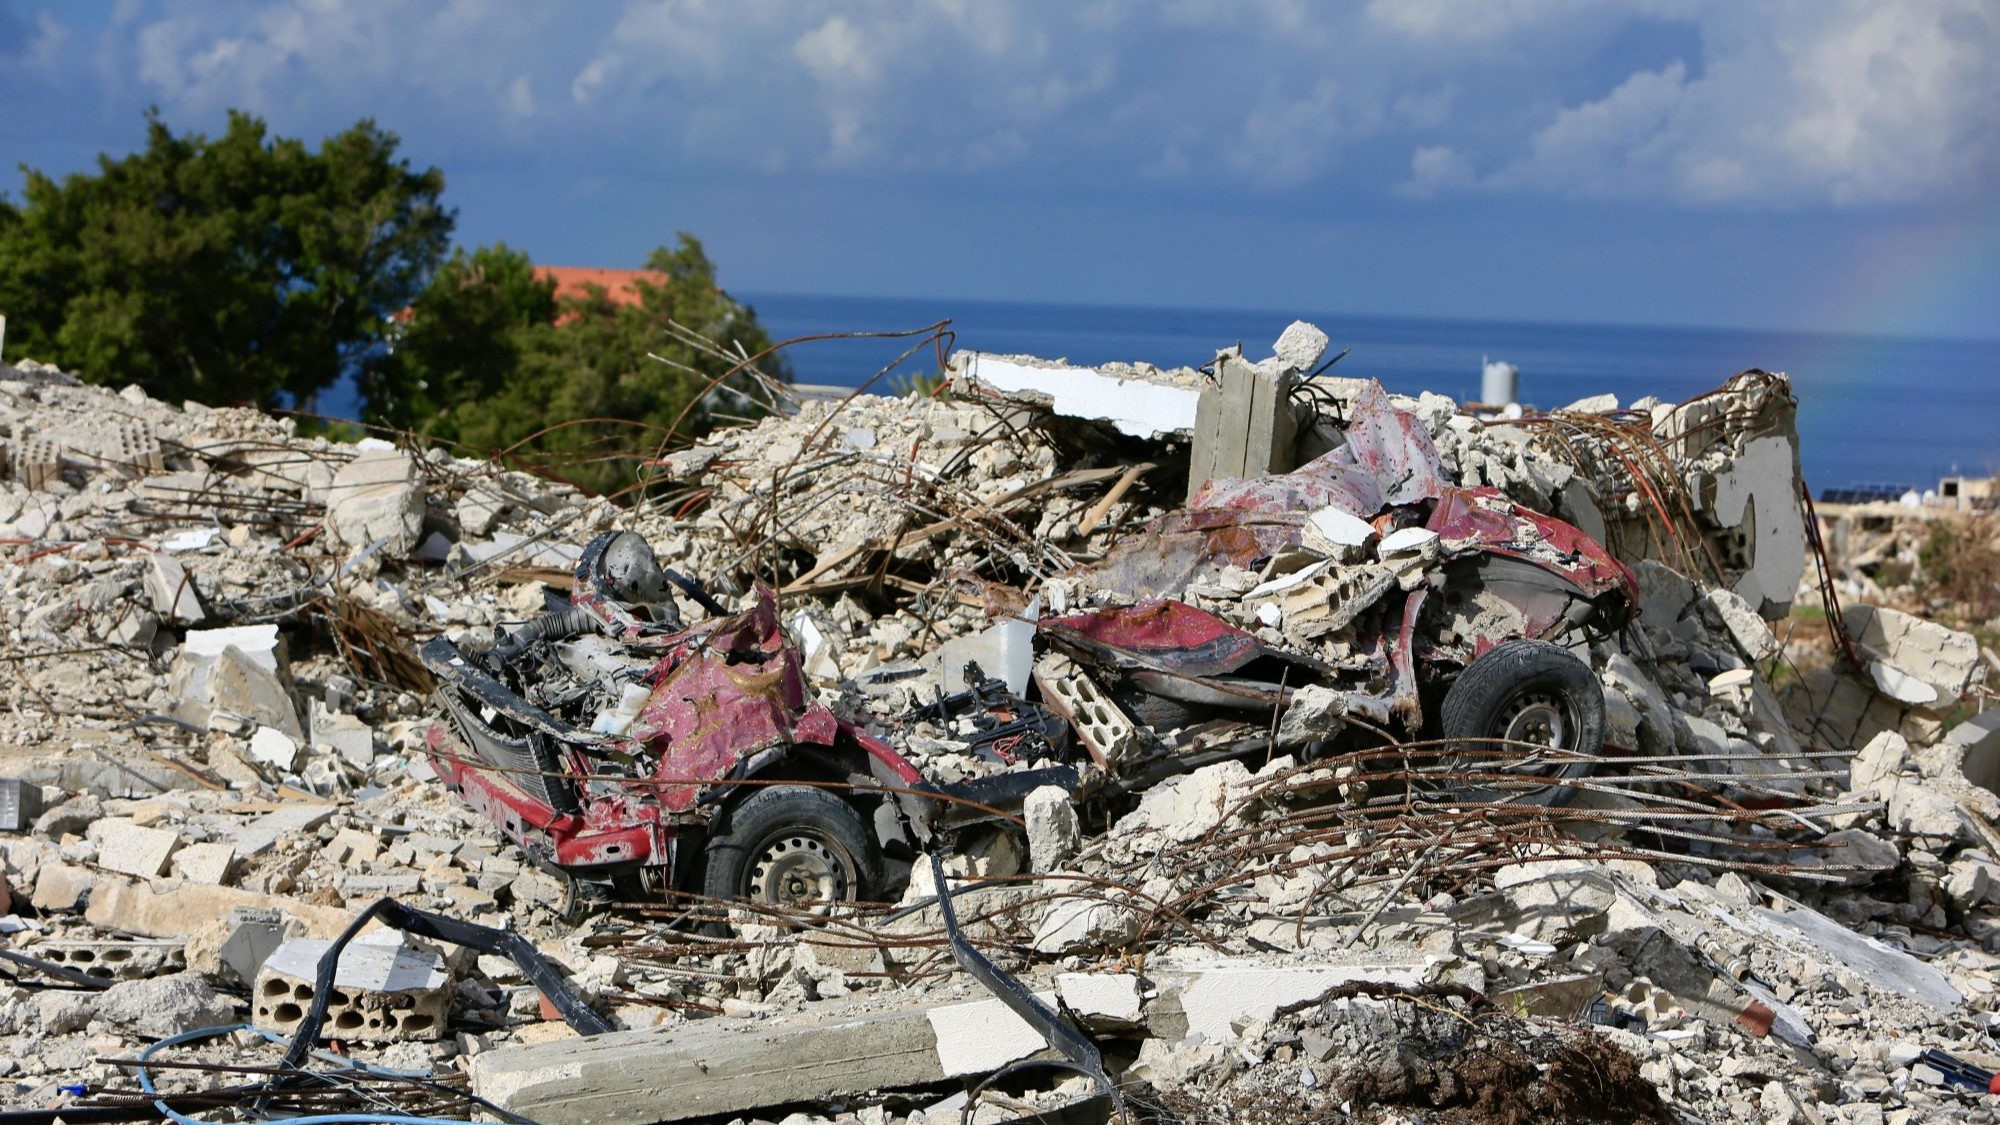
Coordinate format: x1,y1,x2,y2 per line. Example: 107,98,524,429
702,786,882,916
1436,638,1604,807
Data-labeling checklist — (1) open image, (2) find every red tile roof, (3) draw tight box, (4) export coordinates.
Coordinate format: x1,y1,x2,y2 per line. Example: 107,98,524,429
392,265,669,328
537,266,665,310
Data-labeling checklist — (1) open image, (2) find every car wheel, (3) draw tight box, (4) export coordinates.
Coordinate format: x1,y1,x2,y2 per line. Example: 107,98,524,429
1435,638,1604,807
702,786,882,916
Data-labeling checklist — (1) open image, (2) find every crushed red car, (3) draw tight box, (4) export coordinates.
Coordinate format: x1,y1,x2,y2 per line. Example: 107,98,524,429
420,381,1637,915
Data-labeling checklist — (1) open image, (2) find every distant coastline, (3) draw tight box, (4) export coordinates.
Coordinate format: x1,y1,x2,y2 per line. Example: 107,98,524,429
742,291,2000,493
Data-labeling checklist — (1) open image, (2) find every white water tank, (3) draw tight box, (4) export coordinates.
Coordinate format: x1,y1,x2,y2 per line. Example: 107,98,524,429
1481,357,1518,406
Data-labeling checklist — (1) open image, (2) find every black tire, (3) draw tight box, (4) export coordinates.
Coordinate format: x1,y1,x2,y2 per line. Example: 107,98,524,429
1436,638,1604,807
702,786,882,915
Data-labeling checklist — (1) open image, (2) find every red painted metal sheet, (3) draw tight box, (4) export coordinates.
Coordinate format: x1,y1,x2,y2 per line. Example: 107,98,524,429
620,586,824,812
845,721,926,785
1427,487,1637,603
1340,381,1447,507
1042,599,1267,677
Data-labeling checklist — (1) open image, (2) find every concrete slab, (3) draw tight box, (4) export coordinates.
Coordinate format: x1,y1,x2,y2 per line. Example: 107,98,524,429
960,352,1200,440
473,998,958,1125
94,819,181,879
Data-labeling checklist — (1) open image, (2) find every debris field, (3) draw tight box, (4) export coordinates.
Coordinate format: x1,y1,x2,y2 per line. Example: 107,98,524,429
0,322,1996,1125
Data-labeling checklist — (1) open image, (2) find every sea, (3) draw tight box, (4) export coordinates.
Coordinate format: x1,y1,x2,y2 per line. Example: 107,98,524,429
740,292,2000,497
322,292,1999,496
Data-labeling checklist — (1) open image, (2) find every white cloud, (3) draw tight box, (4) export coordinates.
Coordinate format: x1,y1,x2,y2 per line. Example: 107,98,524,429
793,16,876,88
1226,79,1351,189
22,11,68,70
1396,0,2000,206
1399,145,1476,197
37,0,1997,209
1365,0,1606,43
504,75,536,118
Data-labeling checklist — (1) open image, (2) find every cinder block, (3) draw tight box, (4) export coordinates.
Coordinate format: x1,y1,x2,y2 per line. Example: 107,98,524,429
30,938,185,983
253,933,452,1042
1034,654,1137,766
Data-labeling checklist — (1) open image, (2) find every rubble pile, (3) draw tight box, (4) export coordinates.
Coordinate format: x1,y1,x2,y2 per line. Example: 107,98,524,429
0,328,1997,1124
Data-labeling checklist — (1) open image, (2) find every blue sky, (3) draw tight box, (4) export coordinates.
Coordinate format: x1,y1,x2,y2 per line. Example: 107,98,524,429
2,1,1996,338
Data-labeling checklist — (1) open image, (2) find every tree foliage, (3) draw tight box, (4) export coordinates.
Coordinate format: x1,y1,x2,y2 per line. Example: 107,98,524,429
0,109,451,407
0,108,782,498
367,235,790,496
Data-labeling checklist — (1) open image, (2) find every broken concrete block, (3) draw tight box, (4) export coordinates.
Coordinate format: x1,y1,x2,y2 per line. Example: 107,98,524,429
30,863,94,912
229,803,335,857
1188,350,1297,499
85,875,350,939
1031,888,1139,955
1271,320,1330,372
1946,853,1999,912
1491,863,1619,947
1150,952,1431,1044
1113,759,1253,845
1844,604,1983,711
95,973,236,1039
248,726,303,772
1023,785,1079,875
455,481,510,537
187,906,293,985
37,990,96,1034
473,996,969,1124
170,626,301,740
1300,505,1375,560
1377,525,1439,559
1882,776,1964,839
1055,971,1145,1028
254,932,452,1042
328,826,380,867
145,550,205,624
326,447,425,554
1701,588,1778,663
1601,655,1678,756
30,937,185,983
1851,730,1910,795
1034,653,1138,766
172,841,237,885
91,818,182,879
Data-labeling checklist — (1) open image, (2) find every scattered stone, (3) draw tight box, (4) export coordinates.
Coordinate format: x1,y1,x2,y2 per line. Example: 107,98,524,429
1024,786,1079,874
92,819,182,879
96,973,237,1039
173,841,238,885
326,448,425,554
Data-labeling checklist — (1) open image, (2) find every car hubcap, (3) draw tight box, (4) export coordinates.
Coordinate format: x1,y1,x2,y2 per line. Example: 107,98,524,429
747,833,850,911
1499,690,1568,749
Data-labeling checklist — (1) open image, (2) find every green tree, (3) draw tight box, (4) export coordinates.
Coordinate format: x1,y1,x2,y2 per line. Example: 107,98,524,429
0,109,451,407
362,242,556,434
377,235,789,496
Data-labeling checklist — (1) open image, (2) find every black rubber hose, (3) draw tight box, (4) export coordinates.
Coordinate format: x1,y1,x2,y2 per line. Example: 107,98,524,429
491,606,602,663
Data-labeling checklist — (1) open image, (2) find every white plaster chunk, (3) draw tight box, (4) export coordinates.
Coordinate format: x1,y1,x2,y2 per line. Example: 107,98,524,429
961,353,1200,439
